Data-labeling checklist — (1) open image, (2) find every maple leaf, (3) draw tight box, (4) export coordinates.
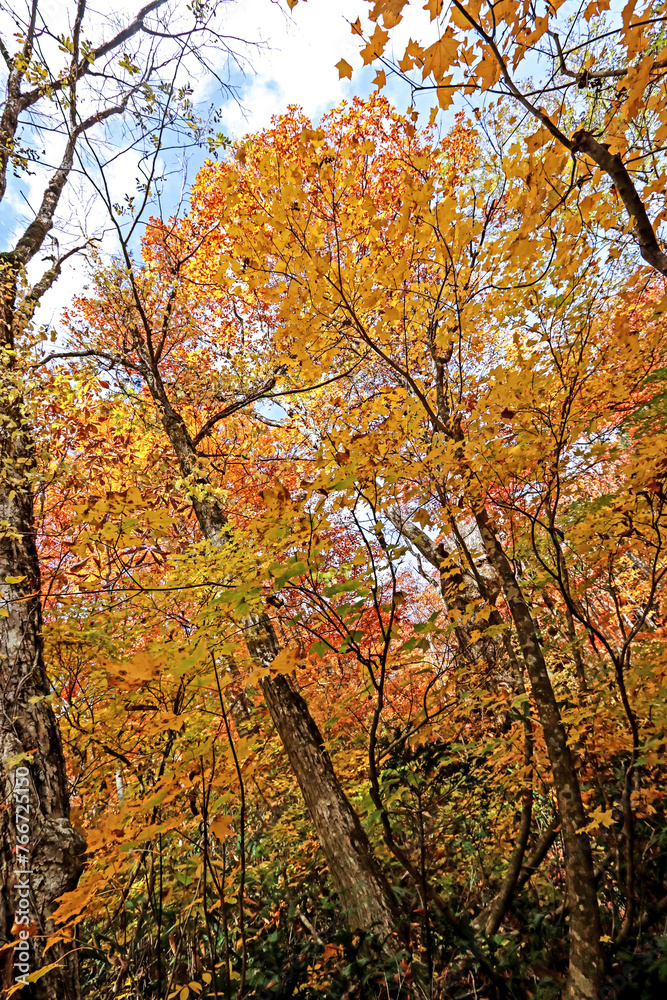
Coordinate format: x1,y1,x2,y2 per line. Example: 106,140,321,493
584,0,611,13
437,77,455,109
421,30,458,81
477,52,501,89
370,0,409,27
361,23,389,65
336,58,353,80
209,815,234,839
451,1,482,29
271,646,301,674
423,0,443,20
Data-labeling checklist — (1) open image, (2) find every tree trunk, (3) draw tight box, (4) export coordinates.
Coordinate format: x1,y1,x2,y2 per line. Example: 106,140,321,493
156,394,399,938
259,656,398,937
0,270,85,999
475,509,603,999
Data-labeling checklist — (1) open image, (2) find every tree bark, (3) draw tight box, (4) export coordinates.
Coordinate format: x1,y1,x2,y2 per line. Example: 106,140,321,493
0,270,85,999
259,669,398,938
475,509,604,999
0,4,247,994
390,355,602,989
155,390,399,939
388,507,539,937
571,129,667,277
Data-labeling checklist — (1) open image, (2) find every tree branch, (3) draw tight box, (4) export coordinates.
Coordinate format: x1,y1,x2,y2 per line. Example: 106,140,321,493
572,129,667,275
191,374,281,446
30,348,141,372
13,95,135,265
451,3,667,276
14,241,96,331
18,0,168,113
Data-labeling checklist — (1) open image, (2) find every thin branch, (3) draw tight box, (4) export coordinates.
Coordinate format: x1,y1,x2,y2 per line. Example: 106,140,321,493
17,0,168,112
30,348,141,372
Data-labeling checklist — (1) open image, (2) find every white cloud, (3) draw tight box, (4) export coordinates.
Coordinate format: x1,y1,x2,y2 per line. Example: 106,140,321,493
212,0,442,136
215,0,371,135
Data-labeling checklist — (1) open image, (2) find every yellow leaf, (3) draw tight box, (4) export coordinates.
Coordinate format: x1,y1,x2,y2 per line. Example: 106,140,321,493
623,53,653,117
422,30,458,80
374,69,387,88
622,0,638,33
597,809,615,828
451,1,481,29
53,873,107,924
7,962,64,996
398,38,424,72
478,52,501,88
271,646,300,674
0,609,8,617
583,0,610,16
524,15,549,46
370,0,409,27
103,651,161,688
5,575,26,584
437,77,454,109
423,0,443,20
336,58,353,80
209,815,234,840
361,23,389,64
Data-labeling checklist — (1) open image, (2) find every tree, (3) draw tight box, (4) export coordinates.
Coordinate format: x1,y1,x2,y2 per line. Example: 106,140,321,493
343,0,667,279
25,88,667,1000
0,2,256,995
182,92,667,999
50,205,401,940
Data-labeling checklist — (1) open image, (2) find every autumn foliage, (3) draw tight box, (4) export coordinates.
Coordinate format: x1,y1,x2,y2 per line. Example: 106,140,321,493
4,2,667,999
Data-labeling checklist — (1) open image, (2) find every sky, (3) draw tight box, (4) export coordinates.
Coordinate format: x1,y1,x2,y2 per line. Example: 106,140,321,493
214,0,435,136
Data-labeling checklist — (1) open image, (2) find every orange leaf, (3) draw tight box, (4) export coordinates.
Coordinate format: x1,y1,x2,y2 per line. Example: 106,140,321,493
422,30,458,80
477,52,501,88
451,1,481,29
361,23,389,64
336,58,353,80
210,815,234,840
423,0,443,19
